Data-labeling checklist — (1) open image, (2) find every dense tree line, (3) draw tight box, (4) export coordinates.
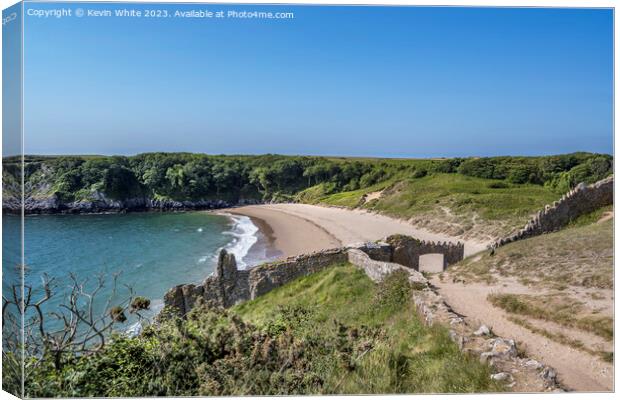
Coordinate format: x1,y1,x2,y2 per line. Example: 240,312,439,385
4,152,613,204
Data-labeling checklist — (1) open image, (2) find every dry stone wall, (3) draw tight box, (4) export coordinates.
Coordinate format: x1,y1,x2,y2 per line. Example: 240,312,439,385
494,176,613,248
164,248,349,312
347,248,426,285
248,248,349,299
164,237,464,314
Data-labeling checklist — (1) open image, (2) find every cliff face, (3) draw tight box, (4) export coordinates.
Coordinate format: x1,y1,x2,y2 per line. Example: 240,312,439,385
4,190,262,214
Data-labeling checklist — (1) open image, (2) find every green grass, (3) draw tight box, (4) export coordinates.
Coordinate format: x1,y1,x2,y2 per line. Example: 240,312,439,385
297,173,559,238
369,174,557,222
235,264,503,394
295,179,396,208
19,264,502,397
567,205,613,227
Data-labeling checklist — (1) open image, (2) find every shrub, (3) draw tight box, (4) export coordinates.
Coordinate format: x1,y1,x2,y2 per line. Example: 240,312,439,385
130,296,151,312
109,306,127,323
487,181,509,189
412,169,427,179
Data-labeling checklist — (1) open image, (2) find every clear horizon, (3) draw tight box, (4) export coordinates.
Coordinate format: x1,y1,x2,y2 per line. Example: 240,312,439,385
10,3,615,157
8,149,614,159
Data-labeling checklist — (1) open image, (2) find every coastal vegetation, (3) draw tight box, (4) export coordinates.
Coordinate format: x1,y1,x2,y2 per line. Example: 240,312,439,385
3,152,612,238
4,152,611,204
3,265,501,397
2,152,613,395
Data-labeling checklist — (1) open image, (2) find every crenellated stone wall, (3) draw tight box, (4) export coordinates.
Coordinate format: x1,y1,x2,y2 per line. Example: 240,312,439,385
494,176,613,248
384,234,465,271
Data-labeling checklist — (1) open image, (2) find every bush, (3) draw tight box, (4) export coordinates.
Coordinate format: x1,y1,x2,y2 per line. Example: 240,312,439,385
487,181,509,189
507,165,541,184
412,169,427,179
130,297,151,312
109,306,127,323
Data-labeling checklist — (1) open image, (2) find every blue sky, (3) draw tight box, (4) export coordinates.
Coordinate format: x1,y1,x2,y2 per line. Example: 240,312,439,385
2,2,22,157
19,3,613,157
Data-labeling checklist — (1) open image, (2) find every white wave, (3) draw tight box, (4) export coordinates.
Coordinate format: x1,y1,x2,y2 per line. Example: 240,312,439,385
126,321,142,337
218,213,259,270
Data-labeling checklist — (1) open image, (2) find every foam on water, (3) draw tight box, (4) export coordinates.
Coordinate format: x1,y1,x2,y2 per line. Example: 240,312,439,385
219,213,259,269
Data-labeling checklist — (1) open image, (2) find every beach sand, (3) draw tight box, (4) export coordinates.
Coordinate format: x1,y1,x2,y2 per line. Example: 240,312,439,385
225,203,488,259
225,206,342,258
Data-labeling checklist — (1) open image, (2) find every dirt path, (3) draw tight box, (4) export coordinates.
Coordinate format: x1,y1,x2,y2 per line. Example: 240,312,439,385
431,277,613,391
598,211,614,224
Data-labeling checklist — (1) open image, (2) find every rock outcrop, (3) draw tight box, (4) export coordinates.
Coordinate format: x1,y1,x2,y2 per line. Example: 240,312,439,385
4,190,262,214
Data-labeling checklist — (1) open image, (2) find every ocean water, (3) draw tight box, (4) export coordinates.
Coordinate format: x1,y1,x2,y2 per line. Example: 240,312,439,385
2,211,270,331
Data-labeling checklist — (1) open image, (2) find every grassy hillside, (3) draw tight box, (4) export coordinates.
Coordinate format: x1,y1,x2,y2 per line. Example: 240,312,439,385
233,265,502,394
14,265,502,397
297,173,561,239
449,216,613,289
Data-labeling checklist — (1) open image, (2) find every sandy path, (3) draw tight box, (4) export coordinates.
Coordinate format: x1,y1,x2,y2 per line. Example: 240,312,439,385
230,204,488,258
432,278,613,392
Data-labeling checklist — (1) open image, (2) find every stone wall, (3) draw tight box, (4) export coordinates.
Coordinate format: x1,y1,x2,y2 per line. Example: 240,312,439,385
162,237,560,391
347,248,426,285
248,248,349,299
164,236,465,315
164,247,350,312
164,250,251,313
494,176,613,248
384,234,465,271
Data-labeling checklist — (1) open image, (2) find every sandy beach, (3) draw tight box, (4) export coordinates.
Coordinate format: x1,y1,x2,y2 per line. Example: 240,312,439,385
224,203,488,259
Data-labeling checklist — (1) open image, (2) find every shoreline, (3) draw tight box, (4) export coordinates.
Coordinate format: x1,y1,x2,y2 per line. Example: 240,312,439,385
237,213,283,261
218,204,488,262
216,207,342,259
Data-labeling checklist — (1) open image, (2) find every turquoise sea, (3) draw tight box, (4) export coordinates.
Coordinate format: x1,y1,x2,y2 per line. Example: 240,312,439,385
2,211,271,331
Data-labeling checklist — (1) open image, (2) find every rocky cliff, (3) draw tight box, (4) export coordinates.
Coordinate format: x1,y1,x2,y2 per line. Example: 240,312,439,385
3,190,262,214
